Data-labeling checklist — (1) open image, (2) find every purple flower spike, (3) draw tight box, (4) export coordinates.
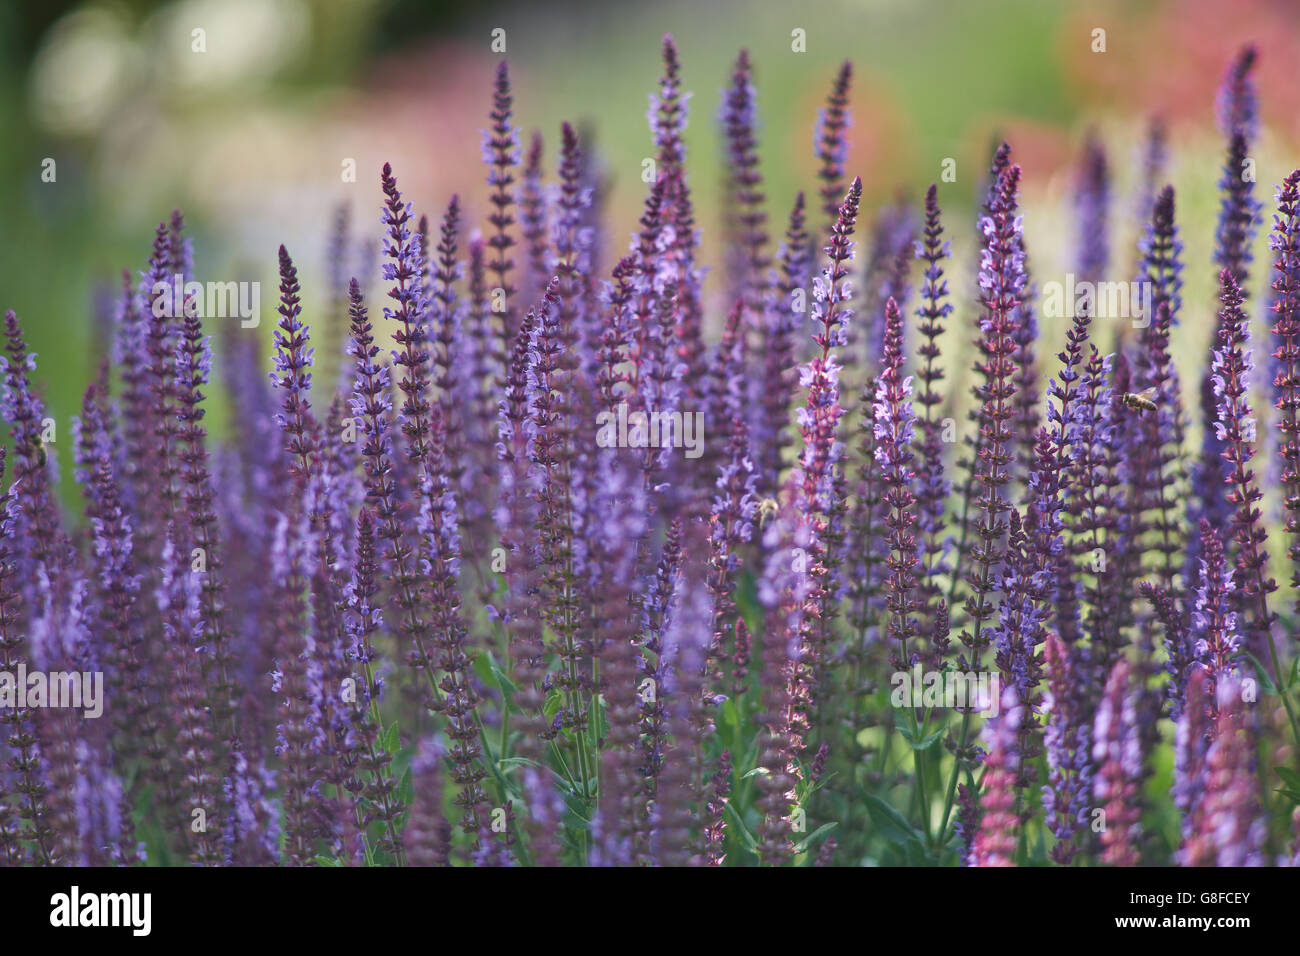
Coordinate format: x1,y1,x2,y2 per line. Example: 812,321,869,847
1173,667,1212,843
913,185,953,632
874,297,920,668
720,49,770,315
1042,632,1091,865
759,193,811,489
1270,170,1300,621
789,178,862,745
813,61,852,229
1211,269,1277,663
1181,673,1265,866
1075,133,1110,282
1091,658,1142,866
1,310,62,595
970,684,1022,867
519,131,549,304
959,164,1025,675
1216,44,1259,143
483,62,520,378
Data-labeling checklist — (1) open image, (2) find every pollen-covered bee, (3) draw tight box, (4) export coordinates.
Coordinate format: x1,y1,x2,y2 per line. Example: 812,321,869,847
756,496,780,528
1121,387,1158,413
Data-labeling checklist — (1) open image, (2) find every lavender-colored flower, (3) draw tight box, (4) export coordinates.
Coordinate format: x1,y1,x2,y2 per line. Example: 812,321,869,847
1,311,63,600
1132,304,1187,590
73,383,155,768
983,144,1038,485
970,684,1021,867
1270,170,1300,620
706,416,757,698
527,278,591,754
340,509,403,861
874,297,921,668
1181,672,1265,866
483,62,521,378
495,299,548,741
522,767,566,867
637,517,680,821
271,246,320,482
720,49,770,316
416,439,489,841
1214,129,1261,293
518,131,549,305
141,229,190,551
1132,187,1189,590
753,485,811,865
650,34,690,175
221,746,280,866
1075,132,1110,283
1173,667,1212,846
912,185,953,634
1040,310,1091,651
991,508,1048,812
703,300,745,486
1133,116,1167,232
266,507,324,866
858,201,914,374
1042,632,1091,865
1196,49,1263,554
1190,520,1240,709
1211,269,1277,662
655,525,716,866
703,749,732,867
464,236,502,480
759,193,811,489
154,533,225,865
845,378,887,657
813,61,852,230
789,178,861,744
1065,346,1124,681
175,301,237,731
429,197,472,504
1142,579,1193,720
0,463,52,864
588,449,648,866
958,164,1025,674
1091,658,1142,866
404,740,452,867
1217,44,1259,145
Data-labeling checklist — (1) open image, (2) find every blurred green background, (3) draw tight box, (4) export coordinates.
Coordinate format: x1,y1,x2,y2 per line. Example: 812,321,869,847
3,0,1298,486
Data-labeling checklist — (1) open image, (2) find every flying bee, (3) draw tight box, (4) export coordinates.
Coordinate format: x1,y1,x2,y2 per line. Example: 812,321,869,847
757,496,780,528
1121,387,1158,413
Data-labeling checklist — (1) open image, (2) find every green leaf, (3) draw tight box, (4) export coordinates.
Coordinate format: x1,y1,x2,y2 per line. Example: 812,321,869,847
792,821,839,855
741,766,771,780
498,756,543,774
861,793,924,849
397,766,414,807
1275,766,1300,791
898,723,945,752
543,688,563,724
1244,652,1278,696
381,722,401,757
489,657,518,696
723,802,759,853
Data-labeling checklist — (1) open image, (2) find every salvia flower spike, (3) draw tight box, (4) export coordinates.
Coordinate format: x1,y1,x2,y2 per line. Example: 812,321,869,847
1,40,1297,871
